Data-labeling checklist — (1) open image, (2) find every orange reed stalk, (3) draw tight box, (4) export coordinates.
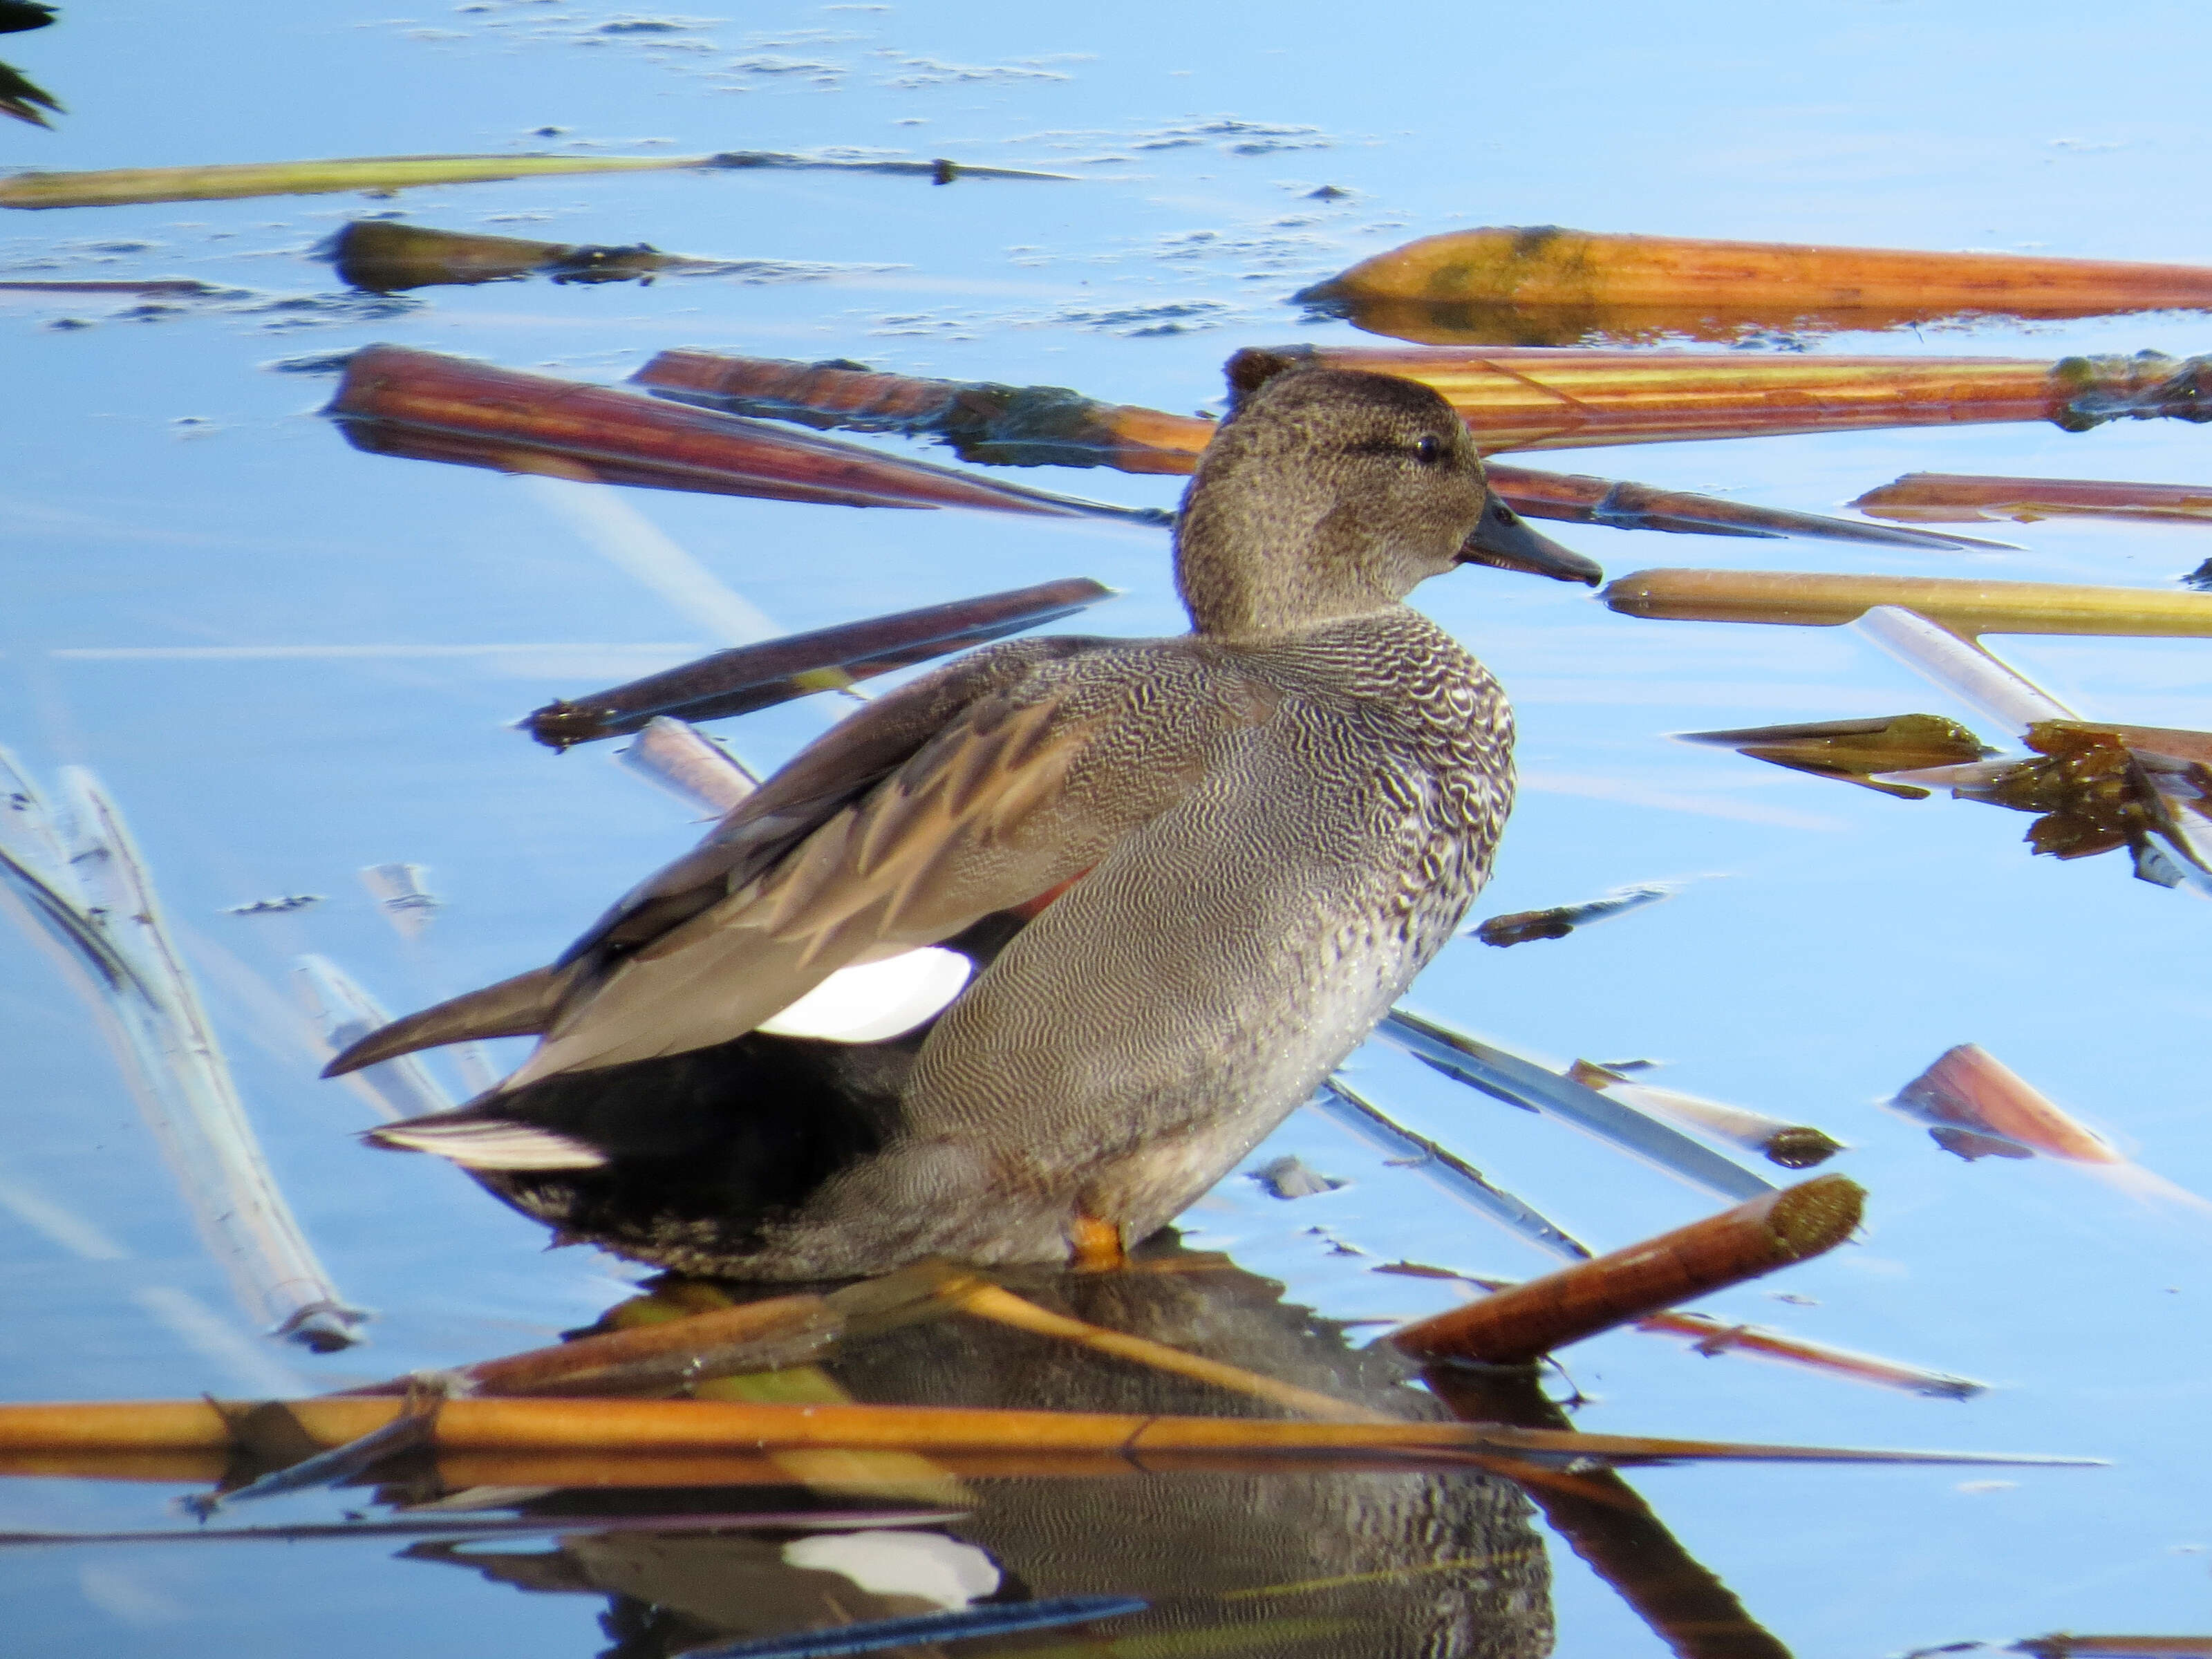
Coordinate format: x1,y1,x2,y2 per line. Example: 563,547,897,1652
1854,471,2212,527
1604,568,2212,638
1232,344,2212,453
1297,227,2212,344
1390,1175,1864,1366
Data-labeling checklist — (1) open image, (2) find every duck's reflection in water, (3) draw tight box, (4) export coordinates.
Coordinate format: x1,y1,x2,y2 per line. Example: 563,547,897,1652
390,1239,1554,1659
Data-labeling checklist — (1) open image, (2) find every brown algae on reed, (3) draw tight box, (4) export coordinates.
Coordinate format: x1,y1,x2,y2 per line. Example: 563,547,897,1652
1676,714,1998,800
1473,882,1678,947
324,220,713,292
1295,226,2212,346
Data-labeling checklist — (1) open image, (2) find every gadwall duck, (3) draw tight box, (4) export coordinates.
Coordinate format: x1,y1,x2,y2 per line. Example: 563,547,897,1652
327,364,1599,1279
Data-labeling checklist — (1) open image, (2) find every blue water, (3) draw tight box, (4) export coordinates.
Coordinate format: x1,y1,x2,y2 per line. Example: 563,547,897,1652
7,3,2212,1654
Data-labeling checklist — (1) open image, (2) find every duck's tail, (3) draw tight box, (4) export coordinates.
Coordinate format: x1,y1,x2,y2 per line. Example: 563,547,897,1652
321,963,578,1078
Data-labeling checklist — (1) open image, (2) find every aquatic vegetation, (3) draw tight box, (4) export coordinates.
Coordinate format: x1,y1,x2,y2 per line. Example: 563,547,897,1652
1297,226,2212,346
1235,343,2212,452
1389,1175,1864,1365
524,577,1116,747
1854,471,2212,529
0,148,1073,210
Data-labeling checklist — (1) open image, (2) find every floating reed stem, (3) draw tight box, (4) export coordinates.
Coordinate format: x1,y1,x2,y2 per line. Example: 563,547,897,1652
1891,1044,2120,1164
0,1395,2088,1469
1633,1311,1985,1400
635,347,1215,476
1854,471,2212,527
0,150,1072,210
1296,227,2212,347
327,346,1167,524
1472,882,1676,948
629,348,2004,551
913,1265,1388,1424
1376,1009,1776,1203
1606,568,2212,637
619,718,760,814
1232,344,2212,453
524,577,1115,749
344,1293,836,1398
1390,1174,1864,1366
1566,1062,1844,1170
326,219,724,292
1483,462,2005,552
1313,1077,1593,1262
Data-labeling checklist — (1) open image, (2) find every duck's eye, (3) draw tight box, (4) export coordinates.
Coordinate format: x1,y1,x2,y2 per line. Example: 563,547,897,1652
1413,435,1443,465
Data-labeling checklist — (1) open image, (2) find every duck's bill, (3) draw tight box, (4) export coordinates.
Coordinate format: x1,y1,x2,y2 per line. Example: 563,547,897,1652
1456,494,1604,585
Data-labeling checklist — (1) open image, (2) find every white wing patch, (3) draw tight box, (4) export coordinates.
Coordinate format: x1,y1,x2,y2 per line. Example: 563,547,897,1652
756,946,973,1044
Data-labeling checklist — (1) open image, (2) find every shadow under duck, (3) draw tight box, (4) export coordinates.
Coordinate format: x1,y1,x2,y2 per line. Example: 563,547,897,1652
326,362,1599,1280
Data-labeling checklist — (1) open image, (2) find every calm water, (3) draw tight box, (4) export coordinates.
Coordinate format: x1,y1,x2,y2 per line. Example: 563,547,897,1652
7,3,2212,1655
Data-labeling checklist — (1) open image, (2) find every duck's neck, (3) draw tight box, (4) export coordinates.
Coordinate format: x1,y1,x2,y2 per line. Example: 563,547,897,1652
1174,520,1401,641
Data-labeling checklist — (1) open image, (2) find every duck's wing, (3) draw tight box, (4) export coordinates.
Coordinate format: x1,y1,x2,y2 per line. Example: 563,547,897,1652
498,638,1250,1089
322,635,1107,1080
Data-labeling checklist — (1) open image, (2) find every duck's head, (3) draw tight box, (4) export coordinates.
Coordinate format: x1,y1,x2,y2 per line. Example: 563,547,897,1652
1173,363,1597,639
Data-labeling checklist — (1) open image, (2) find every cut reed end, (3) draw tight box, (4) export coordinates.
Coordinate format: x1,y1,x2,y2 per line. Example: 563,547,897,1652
1765,1174,1864,1259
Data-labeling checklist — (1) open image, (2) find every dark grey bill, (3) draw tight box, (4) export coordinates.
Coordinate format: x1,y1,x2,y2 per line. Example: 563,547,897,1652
1457,491,1604,585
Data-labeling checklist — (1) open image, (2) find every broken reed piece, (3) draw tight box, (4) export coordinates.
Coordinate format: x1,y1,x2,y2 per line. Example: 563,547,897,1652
0,149,1074,210
324,219,713,293
1389,1174,1864,1367
1482,462,2011,553
1472,881,1677,948
0,1395,2092,1470
340,1292,838,1398
1376,1009,1778,1203
1889,1043,2121,1164
1632,1311,1985,1401
1232,344,2212,453
1606,568,2212,638
2012,1640,2212,1658
1313,1077,1595,1262
630,349,2010,552
1855,471,2212,528
328,346,1169,524
1676,713,1998,801
525,577,1116,749
619,717,760,815
912,1264,1389,1425
1566,1062,1844,1170
1295,226,2212,348
0,1509,964,1550
635,346,1217,476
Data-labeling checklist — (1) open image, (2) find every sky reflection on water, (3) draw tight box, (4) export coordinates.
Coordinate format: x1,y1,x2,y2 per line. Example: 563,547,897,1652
8,3,2212,1656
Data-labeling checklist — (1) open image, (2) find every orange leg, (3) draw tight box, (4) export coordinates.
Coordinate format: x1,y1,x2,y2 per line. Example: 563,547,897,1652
1067,1213,1127,1273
